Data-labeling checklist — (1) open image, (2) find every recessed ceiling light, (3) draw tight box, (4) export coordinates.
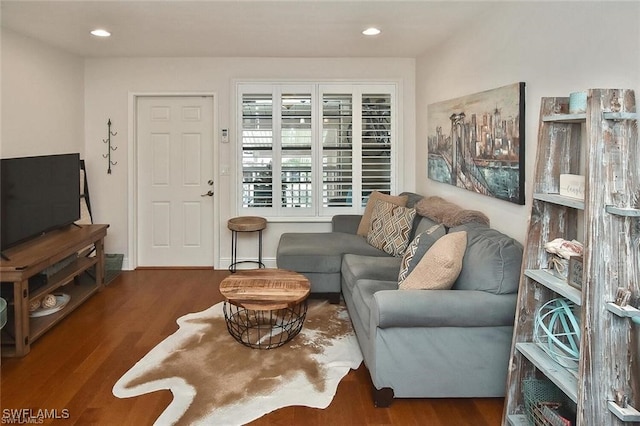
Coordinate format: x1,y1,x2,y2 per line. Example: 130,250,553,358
362,27,381,36
90,29,111,37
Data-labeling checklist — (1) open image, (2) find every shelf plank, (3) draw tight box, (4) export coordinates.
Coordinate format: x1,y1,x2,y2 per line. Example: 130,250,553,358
605,205,640,217
603,112,638,121
516,342,578,403
29,256,98,301
29,274,100,341
608,401,640,422
542,113,586,123
543,112,637,122
605,302,640,318
506,414,529,426
533,193,585,210
525,269,582,306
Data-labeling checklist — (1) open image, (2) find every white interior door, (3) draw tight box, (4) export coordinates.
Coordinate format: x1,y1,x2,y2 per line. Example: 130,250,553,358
136,96,214,266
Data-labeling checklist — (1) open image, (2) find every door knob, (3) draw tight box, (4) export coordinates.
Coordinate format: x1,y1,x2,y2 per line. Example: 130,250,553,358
201,190,214,197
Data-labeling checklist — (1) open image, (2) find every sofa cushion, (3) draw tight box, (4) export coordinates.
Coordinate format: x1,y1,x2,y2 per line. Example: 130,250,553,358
413,216,442,235
277,232,389,273
366,200,416,257
449,222,523,294
357,191,408,236
397,224,446,285
342,254,403,293
400,231,467,290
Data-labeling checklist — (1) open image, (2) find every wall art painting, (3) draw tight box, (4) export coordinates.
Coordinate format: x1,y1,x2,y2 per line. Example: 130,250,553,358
427,82,525,205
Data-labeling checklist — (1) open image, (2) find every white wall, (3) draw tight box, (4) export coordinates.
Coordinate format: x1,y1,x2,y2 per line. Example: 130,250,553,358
415,1,640,243
1,29,84,158
83,57,416,268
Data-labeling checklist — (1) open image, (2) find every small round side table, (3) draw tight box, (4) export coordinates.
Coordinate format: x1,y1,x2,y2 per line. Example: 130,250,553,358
228,216,267,273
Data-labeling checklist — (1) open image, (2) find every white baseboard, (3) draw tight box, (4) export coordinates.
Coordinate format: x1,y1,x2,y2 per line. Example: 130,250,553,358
118,256,277,270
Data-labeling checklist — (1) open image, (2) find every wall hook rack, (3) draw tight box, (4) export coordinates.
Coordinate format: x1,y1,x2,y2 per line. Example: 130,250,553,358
102,119,118,174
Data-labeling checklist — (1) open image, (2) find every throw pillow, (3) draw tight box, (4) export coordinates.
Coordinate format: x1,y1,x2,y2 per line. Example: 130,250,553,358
399,231,468,290
366,199,416,257
357,191,408,236
397,224,446,285
415,196,490,227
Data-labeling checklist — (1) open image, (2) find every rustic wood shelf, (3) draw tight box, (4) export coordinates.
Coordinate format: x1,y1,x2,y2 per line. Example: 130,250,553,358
543,112,637,123
516,342,578,403
605,205,640,217
524,269,582,305
542,113,587,123
533,193,585,210
608,401,640,422
605,302,640,318
603,112,638,121
504,89,639,425
506,414,529,425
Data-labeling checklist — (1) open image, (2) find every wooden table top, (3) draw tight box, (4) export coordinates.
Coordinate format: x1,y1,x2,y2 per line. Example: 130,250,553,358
227,216,267,232
219,269,310,310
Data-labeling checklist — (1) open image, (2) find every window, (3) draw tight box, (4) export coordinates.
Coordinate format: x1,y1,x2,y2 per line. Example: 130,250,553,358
238,82,397,219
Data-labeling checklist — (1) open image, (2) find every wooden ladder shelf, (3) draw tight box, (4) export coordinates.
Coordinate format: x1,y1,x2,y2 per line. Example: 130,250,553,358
503,89,639,425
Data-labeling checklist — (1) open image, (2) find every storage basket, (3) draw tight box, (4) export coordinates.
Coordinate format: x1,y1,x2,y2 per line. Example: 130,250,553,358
105,253,123,284
0,297,7,329
523,379,574,426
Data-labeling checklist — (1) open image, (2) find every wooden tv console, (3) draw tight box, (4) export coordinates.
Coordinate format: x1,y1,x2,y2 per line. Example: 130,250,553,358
0,224,109,357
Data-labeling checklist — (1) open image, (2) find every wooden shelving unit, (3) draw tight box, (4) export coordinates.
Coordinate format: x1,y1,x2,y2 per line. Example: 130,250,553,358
503,89,639,425
0,224,108,357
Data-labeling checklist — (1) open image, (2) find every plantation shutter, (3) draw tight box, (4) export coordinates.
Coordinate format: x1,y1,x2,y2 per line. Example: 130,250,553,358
241,93,273,208
281,92,313,209
361,93,392,201
321,93,353,208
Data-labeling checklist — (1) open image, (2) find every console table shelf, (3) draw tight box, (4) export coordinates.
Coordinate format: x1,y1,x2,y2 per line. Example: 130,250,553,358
0,224,108,357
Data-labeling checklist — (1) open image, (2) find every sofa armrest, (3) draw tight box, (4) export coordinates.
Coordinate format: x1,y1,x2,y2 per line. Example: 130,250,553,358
371,289,516,329
332,215,362,234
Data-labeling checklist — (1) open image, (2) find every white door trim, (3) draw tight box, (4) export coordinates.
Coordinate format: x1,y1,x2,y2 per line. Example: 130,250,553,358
128,92,219,269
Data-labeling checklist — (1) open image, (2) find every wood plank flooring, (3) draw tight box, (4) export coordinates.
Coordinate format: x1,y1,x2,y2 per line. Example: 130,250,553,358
1,269,504,425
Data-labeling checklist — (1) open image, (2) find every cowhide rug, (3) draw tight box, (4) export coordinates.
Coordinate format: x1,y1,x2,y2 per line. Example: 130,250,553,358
112,300,363,425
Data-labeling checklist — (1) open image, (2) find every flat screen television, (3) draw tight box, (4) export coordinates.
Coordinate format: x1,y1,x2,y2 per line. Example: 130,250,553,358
1,153,80,252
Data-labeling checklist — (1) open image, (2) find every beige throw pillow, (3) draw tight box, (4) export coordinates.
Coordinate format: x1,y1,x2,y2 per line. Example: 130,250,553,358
397,224,445,285
399,231,467,290
357,191,408,236
366,200,416,257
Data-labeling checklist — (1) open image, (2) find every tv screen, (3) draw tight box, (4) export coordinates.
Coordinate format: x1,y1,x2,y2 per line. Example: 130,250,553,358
1,153,80,251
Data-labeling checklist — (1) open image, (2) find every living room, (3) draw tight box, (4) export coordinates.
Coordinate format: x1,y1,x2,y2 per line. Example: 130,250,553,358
1,1,639,425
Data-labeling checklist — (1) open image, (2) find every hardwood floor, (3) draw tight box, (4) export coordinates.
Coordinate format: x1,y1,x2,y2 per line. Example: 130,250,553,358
1,269,504,425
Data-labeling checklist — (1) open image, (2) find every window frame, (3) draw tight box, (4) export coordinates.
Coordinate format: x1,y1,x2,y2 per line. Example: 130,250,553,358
235,81,399,221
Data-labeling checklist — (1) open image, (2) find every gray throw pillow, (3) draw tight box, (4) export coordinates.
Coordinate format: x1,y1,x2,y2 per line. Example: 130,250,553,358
397,224,446,285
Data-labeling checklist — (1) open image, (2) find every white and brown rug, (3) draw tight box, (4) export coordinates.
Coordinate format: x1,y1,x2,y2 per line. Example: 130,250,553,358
112,300,362,425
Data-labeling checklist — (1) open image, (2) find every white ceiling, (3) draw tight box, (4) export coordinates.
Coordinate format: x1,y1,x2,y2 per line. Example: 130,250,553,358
1,0,495,58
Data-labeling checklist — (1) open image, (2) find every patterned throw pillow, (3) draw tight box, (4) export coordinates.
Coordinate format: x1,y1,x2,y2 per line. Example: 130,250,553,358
357,191,408,236
366,199,416,257
397,224,446,285
399,231,468,290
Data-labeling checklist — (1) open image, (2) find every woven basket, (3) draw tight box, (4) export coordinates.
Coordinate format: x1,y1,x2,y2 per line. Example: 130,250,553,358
523,379,574,426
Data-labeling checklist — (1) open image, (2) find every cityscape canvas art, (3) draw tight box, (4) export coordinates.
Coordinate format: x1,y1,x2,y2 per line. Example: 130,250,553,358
427,82,525,204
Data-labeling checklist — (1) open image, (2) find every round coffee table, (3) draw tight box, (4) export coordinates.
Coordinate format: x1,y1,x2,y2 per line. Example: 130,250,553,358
219,269,311,349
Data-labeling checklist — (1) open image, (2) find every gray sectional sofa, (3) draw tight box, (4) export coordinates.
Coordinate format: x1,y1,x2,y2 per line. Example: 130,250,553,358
276,193,523,406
